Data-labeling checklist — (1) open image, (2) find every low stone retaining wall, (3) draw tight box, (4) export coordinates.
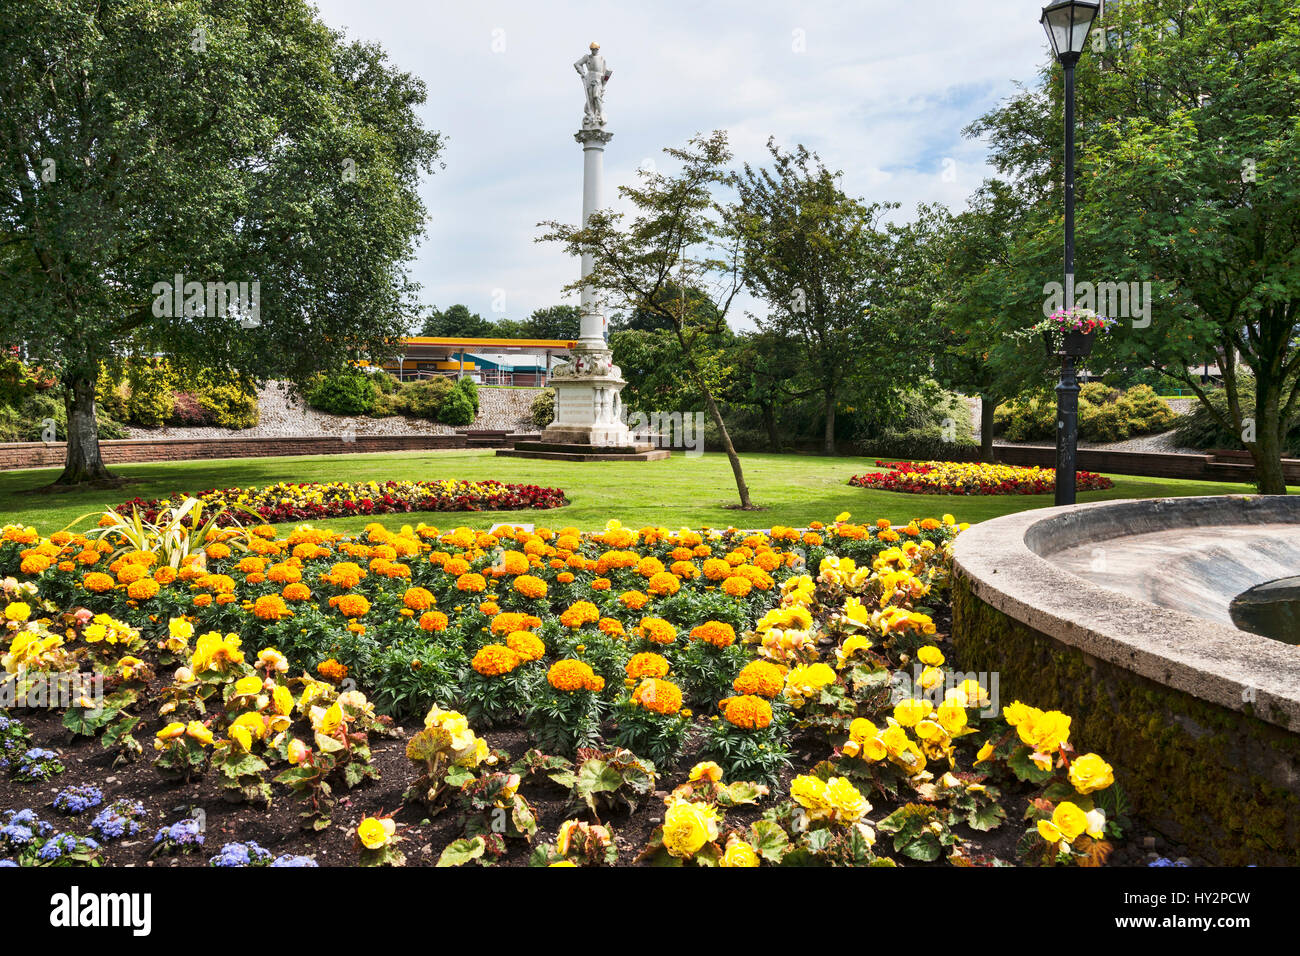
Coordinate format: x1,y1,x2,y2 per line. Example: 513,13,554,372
952,496,1300,864
0,434,471,471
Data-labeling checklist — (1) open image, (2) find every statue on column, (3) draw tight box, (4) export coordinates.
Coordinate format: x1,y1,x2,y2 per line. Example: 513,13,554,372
574,42,612,129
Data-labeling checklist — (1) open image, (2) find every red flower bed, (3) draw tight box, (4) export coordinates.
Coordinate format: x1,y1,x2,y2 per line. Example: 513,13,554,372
115,479,568,526
848,460,1114,496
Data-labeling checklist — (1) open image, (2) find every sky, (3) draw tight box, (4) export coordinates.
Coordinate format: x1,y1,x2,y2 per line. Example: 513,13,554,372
310,0,1055,331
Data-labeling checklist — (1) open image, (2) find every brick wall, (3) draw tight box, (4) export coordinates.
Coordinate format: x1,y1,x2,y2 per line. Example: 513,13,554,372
0,434,470,471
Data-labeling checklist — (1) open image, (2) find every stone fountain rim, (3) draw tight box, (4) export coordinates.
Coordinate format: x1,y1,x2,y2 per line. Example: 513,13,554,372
952,494,1300,733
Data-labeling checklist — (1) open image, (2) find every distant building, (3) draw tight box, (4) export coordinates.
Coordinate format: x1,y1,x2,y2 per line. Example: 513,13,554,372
379,337,574,386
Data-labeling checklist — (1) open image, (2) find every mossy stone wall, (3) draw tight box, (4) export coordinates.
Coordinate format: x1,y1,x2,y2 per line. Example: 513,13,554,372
952,575,1300,865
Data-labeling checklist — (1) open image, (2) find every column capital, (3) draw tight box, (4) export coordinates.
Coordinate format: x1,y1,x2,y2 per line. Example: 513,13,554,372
575,128,614,147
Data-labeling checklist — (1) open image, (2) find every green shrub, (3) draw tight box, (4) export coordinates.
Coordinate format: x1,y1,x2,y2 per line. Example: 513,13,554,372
0,392,126,442
306,371,378,416
997,385,1177,443
196,380,259,429
453,376,479,415
530,388,555,429
391,376,454,420
437,388,476,426
853,385,973,446
122,360,176,426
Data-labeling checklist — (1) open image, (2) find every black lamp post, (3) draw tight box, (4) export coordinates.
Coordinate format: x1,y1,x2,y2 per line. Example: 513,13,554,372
1041,0,1100,506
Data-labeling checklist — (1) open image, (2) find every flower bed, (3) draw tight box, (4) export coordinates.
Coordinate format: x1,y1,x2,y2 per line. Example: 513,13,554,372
0,513,1134,868
849,461,1115,496
115,479,568,525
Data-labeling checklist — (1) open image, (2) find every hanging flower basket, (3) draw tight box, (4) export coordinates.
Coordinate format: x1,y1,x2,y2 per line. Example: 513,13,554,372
1032,308,1116,357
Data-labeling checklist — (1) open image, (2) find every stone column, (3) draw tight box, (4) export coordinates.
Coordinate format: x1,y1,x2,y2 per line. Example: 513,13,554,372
538,125,632,448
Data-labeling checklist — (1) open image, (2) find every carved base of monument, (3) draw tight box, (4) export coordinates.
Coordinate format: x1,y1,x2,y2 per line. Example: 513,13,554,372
495,348,669,462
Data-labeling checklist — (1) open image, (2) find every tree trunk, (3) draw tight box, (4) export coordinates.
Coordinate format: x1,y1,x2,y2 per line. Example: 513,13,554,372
1251,375,1287,495
761,402,781,452
54,370,115,486
980,395,997,464
823,388,837,456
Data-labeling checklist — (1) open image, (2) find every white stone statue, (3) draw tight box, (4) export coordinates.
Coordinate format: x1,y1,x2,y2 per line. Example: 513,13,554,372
574,42,612,129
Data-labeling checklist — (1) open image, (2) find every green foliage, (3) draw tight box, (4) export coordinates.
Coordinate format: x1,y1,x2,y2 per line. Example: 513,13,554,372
547,748,657,822
195,380,259,429
307,371,379,416
437,378,478,427
530,388,556,429
996,385,1178,443
1173,377,1300,456
384,375,453,420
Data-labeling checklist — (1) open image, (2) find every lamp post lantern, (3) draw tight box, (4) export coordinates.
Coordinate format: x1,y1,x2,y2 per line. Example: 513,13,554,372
1041,0,1101,506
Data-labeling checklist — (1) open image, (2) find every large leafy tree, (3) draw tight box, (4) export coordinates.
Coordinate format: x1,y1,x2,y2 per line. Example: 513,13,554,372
419,304,496,338
0,0,443,485
970,0,1300,492
925,185,1051,460
733,140,912,454
540,131,757,510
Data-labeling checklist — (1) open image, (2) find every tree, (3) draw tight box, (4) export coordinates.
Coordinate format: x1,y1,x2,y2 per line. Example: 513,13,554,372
724,329,814,452
521,305,581,340
925,186,1048,461
419,305,496,338
540,131,757,509
732,140,921,454
0,0,443,485
970,0,1300,492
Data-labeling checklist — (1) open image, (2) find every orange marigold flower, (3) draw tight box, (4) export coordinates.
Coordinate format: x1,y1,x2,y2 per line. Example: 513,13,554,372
206,542,231,560
268,562,302,584
632,678,682,716
733,660,785,698
512,574,548,599
548,659,604,693
193,593,213,608
238,556,266,574
559,601,600,628
153,566,177,585
690,621,736,648
590,578,611,591
626,652,670,680
506,630,545,662
252,594,292,621
491,612,540,635
419,610,449,632
115,563,146,584
126,578,160,601
403,587,435,611
637,617,677,645
473,643,522,677
335,594,371,618
647,572,681,597
721,694,773,730
557,571,575,584
597,617,626,637
479,600,500,616
282,582,312,602
456,572,486,593
318,658,348,682
619,590,649,610
669,561,698,580
721,576,752,598
83,572,115,593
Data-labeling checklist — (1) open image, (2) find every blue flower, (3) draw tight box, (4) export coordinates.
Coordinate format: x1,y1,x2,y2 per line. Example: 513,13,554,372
1148,856,1190,867
209,841,272,867
53,784,104,815
90,800,145,841
153,818,204,853
270,854,319,867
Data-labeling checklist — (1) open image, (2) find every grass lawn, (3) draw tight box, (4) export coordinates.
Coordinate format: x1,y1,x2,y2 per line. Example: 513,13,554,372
0,449,1286,536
